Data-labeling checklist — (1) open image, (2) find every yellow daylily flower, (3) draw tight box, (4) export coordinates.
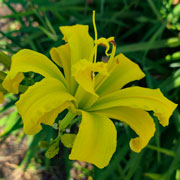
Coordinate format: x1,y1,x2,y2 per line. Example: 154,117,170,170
2,11,177,169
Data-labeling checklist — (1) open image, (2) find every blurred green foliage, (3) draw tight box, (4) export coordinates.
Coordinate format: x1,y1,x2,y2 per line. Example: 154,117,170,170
0,0,180,179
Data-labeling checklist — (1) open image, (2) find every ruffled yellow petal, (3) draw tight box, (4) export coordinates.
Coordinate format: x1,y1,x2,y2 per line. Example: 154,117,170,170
60,25,94,64
16,78,75,135
96,106,155,152
72,59,108,96
90,86,177,127
75,87,98,110
0,92,4,104
96,54,145,95
50,43,71,82
69,111,117,169
50,43,77,94
2,49,66,94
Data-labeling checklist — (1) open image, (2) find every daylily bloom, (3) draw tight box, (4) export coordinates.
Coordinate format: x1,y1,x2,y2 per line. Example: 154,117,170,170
2,11,177,168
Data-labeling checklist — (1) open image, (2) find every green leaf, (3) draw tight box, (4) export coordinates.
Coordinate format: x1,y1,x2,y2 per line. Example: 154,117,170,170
0,52,11,70
147,145,175,157
144,173,165,180
116,38,180,53
159,69,180,93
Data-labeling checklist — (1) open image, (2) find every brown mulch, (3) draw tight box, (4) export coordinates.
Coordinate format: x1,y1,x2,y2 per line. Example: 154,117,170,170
0,2,22,32
0,101,41,179
0,129,41,180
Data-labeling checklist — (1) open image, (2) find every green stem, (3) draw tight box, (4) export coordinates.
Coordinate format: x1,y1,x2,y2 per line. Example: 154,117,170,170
50,111,76,151
59,111,76,131
69,116,81,128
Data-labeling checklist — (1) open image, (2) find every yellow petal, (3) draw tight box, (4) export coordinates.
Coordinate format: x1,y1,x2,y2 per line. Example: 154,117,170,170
60,25,94,64
72,59,108,96
50,44,77,93
16,78,75,135
96,106,155,152
69,111,117,169
38,102,71,126
90,86,177,127
50,43,71,81
61,134,76,148
96,53,145,95
0,92,4,104
75,86,98,110
3,49,66,94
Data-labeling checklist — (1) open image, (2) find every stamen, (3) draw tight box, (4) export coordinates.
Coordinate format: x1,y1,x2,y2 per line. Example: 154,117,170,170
94,37,116,91
94,37,115,58
91,11,116,65
93,10,97,41
107,37,116,70
95,38,110,56
93,10,98,63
